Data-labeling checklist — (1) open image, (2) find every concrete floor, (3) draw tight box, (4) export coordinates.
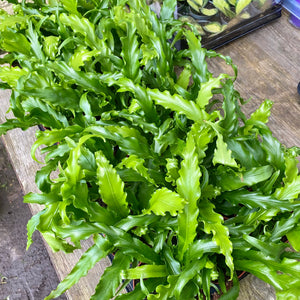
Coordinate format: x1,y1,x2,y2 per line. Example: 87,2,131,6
0,138,67,300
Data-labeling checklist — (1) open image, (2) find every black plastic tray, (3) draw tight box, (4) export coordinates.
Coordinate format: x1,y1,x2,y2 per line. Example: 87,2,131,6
178,3,282,50
202,4,282,49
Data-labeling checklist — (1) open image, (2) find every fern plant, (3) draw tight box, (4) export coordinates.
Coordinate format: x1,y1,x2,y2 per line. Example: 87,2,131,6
1,0,300,299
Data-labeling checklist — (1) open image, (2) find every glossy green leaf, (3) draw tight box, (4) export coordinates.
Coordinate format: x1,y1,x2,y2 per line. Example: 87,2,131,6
87,125,152,158
242,235,286,260
220,79,239,136
226,138,264,169
24,192,58,205
79,93,96,124
148,88,209,122
234,252,300,292
199,200,234,278
31,126,82,162
115,215,160,232
260,129,285,172
0,14,28,31
163,245,181,275
120,22,141,82
69,47,98,71
0,118,35,136
0,66,28,88
26,210,46,250
115,279,161,300
191,122,215,162
187,0,201,12
26,20,45,61
148,259,206,300
213,0,232,16
286,225,300,252
91,251,132,300
283,149,299,184
0,31,31,55
247,99,273,125
41,231,77,253
143,187,186,216
213,133,239,168
54,221,103,243
270,210,300,242
60,140,90,221
61,0,80,16
236,0,252,14
122,265,168,279
36,158,60,193
196,74,228,108
173,259,206,299
276,287,300,300
43,36,60,60
165,158,179,185
45,236,111,299
215,165,273,191
60,13,101,49
186,239,219,261
185,30,208,86
274,175,300,201
160,0,177,20
87,223,161,264
47,61,111,94
177,67,192,90
223,190,299,211
147,275,178,300
117,155,155,184
116,78,158,123
177,131,201,260
96,150,129,218
22,97,69,129
22,87,81,111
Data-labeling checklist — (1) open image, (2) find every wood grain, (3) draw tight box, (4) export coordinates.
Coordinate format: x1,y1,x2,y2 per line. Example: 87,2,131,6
0,7,299,300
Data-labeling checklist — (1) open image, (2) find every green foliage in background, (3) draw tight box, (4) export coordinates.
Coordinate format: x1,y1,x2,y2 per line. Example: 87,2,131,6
176,0,268,37
1,0,300,299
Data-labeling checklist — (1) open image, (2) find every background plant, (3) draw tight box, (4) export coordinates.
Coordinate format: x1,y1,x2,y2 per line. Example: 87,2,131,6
177,0,270,36
1,0,300,299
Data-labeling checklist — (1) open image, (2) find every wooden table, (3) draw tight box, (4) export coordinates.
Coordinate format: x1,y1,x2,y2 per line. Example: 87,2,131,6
0,9,299,300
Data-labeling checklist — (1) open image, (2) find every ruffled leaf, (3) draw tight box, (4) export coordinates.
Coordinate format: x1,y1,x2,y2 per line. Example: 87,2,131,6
122,265,168,280
45,236,111,300
96,150,129,218
198,200,234,278
177,130,201,260
91,251,132,300
143,187,186,216
213,133,238,168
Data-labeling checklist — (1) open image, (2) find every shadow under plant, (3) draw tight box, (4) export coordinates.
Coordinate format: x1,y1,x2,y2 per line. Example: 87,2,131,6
0,138,66,300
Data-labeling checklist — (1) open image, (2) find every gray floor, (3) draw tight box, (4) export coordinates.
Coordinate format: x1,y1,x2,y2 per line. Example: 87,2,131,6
0,138,67,300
